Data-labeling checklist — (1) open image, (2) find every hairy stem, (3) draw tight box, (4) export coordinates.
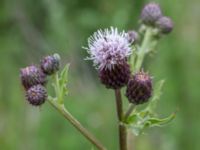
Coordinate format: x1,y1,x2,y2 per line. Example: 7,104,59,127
115,89,127,150
48,98,106,150
135,28,153,72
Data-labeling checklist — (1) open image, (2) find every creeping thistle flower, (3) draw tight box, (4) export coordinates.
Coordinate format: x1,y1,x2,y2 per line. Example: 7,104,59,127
85,27,132,89
20,65,47,90
141,3,162,26
26,84,47,106
86,27,132,70
41,53,60,75
126,71,152,105
156,16,173,34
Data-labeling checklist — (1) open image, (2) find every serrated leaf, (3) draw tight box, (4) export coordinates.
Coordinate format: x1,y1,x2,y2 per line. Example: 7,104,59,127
146,113,176,127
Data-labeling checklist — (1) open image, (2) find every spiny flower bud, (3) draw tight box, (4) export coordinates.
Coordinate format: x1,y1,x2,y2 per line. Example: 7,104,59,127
26,85,47,106
99,61,131,89
41,53,60,75
126,71,152,105
141,3,162,25
156,16,173,34
20,65,47,90
127,30,139,44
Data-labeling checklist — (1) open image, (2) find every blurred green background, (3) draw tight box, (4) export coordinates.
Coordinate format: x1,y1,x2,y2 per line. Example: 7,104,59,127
0,0,200,149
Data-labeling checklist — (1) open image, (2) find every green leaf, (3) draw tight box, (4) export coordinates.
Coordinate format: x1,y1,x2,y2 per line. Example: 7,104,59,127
152,79,165,102
60,64,70,95
125,114,138,124
146,112,176,127
131,126,143,136
147,79,165,111
60,64,70,85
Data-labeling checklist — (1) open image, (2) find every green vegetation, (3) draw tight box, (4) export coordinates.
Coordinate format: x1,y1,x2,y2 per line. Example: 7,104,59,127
0,0,200,149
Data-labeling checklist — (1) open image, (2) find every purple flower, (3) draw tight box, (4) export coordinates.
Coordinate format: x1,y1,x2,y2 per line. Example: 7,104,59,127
85,27,132,70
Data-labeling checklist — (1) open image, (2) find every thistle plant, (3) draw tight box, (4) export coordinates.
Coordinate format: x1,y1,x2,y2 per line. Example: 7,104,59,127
20,2,175,150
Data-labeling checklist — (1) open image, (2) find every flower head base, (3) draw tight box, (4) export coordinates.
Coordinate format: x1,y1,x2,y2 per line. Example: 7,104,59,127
86,27,132,70
99,61,131,89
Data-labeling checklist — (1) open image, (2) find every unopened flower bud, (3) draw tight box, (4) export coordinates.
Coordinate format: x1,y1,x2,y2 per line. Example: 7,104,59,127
26,85,47,106
99,61,131,89
126,71,152,105
20,65,47,90
156,16,173,34
127,30,139,44
41,53,60,75
141,3,162,25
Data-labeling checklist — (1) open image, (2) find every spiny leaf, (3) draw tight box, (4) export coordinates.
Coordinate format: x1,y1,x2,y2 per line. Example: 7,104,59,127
146,112,176,127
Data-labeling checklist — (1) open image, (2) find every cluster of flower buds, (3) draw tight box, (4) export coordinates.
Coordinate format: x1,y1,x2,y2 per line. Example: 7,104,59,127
141,2,173,34
20,54,60,106
86,27,153,105
84,2,174,105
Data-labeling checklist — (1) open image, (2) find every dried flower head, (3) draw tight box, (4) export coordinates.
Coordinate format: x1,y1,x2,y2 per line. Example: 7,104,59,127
26,84,47,106
41,53,60,75
141,3,162,25
20,65,47,90
85,27,132,70
156,16,173,34
126,71,152,105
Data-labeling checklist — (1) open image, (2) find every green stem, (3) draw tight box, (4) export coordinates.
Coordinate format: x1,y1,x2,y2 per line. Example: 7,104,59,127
134,28,153,72
48,98,106,150
125,27,154,125
124,105,135,121
114,89,127,150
